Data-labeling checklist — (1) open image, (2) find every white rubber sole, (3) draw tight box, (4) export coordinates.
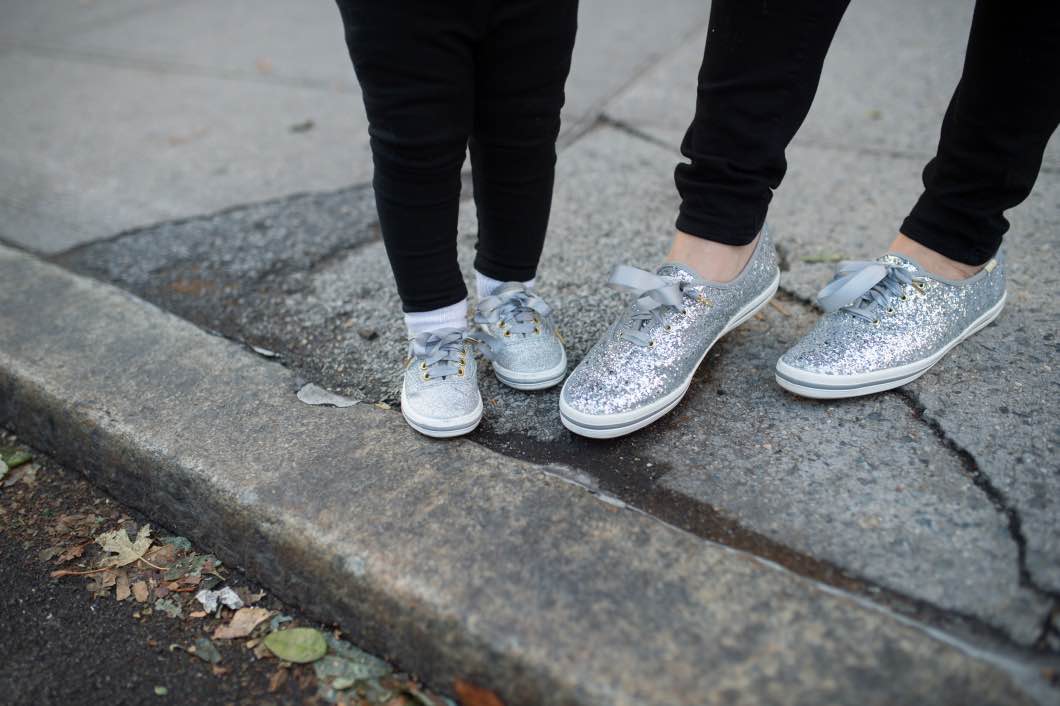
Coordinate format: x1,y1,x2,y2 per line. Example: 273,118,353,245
560,270,781,439
775,290,1007,399
493,349,568,391
400,387,483,438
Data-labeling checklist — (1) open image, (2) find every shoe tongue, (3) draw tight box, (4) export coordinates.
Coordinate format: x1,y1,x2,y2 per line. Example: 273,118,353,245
655,262,699,283
878,253,923,274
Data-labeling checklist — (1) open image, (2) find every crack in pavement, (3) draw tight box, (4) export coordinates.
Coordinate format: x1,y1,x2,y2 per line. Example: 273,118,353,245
896,389,1060,604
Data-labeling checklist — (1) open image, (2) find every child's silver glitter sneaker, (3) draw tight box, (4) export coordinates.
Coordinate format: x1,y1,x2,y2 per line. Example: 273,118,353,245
401,328,482,438
776,252,1006,398
475,283,566,390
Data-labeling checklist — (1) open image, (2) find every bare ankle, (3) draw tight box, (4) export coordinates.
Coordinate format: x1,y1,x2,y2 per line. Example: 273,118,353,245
889,234,982,280
666,230,758,283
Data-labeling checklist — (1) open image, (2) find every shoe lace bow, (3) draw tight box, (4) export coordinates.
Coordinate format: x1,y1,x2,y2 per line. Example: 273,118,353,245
817,260,920,321
608,265,694,347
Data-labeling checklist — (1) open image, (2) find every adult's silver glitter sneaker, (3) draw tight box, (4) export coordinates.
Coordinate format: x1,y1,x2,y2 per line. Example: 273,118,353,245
776,251,1006,398
401,328,482,438
560,229,780,438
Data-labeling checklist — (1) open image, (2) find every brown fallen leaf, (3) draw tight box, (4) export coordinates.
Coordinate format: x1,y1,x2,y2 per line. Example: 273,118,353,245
57,543,87,563
189,611,207,619
214,607,270,640
268,668,288,693
132,580,150,603
145,543,177,566
115,571,131,601
453,680,505,706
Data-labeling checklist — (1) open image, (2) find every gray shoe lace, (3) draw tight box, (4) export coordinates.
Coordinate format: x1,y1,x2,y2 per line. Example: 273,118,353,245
409,329,470,380
817,260,923,322
474,283,552,353
608,265,694,347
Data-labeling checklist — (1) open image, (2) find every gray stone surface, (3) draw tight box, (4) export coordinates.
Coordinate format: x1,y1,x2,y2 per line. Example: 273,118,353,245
603,0,1060,167
0,0,709,253
0,244,1047,706
0,51,369,253
61,126,1059,646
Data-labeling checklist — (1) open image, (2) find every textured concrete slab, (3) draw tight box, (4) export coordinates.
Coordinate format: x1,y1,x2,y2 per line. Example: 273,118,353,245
0,0,173,42
603,0,1060,168
3,245,1048,705
0,0,708,254
0,51,368,253
61,126,1059,647
29,0,357,90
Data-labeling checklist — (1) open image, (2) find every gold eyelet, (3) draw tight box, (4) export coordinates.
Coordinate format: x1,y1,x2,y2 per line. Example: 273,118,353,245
872,319,880,326
681,309,688,316
649,340,656,347
664,324,672,331
498,320,506,328
900,295,908,301
457,367,465,377
423,373,430,380
420,362,428,370
887,308,895,315
504,330,511,338
533,326,541,334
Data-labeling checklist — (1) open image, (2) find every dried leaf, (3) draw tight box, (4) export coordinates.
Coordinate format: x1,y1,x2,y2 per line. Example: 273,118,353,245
115,572,132,601
132,580,150,603
314,653,388,687
162,535,193,551
163,554,213,581
97,525,154,569
192,637,222,664
155,598,183,619
453,680,505,706
38,546,65,562
145,544,177,566
57,544,87,563
264,627,328,664
268,668,289,693
214,607,270,639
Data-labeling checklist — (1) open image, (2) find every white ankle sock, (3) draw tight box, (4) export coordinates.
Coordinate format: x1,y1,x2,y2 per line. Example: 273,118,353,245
475,271,535,300
404,299,469,338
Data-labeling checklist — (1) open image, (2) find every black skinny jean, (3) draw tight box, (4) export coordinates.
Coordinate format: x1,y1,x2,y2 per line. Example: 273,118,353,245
676,0,1060,265
336,0,578,312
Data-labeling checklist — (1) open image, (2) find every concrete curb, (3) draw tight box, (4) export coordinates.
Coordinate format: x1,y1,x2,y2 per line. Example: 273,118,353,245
0,245,1041,706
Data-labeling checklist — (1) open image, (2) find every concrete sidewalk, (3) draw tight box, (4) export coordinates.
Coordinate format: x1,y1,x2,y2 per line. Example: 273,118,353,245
0,244,1048,706
2,0,1059,703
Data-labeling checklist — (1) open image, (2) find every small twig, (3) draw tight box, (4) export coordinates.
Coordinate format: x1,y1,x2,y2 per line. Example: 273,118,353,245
769,299,790,316
51,566,116,578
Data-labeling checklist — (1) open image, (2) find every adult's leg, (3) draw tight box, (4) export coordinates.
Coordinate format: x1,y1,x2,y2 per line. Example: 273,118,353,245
899,0,1060,267
336,0,475,313
673,0,851,247
469,0,579,286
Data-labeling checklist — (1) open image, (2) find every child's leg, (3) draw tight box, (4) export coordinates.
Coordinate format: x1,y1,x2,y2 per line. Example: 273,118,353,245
469,0,578,296
335,1,475,320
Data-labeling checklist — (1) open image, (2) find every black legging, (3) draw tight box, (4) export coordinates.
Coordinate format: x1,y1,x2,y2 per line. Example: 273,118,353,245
336,0,578,312
675,0,1060,266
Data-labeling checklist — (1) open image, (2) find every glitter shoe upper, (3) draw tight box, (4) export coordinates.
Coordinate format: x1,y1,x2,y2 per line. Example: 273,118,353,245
562,229,779,417
474,283,564,374
402,330,481,421
781,252,1006,377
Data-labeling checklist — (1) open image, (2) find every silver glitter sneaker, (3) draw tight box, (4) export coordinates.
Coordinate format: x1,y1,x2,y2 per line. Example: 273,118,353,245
400,328,482,438
776,252,1006,398
475,283,566,390
560,229,780,438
